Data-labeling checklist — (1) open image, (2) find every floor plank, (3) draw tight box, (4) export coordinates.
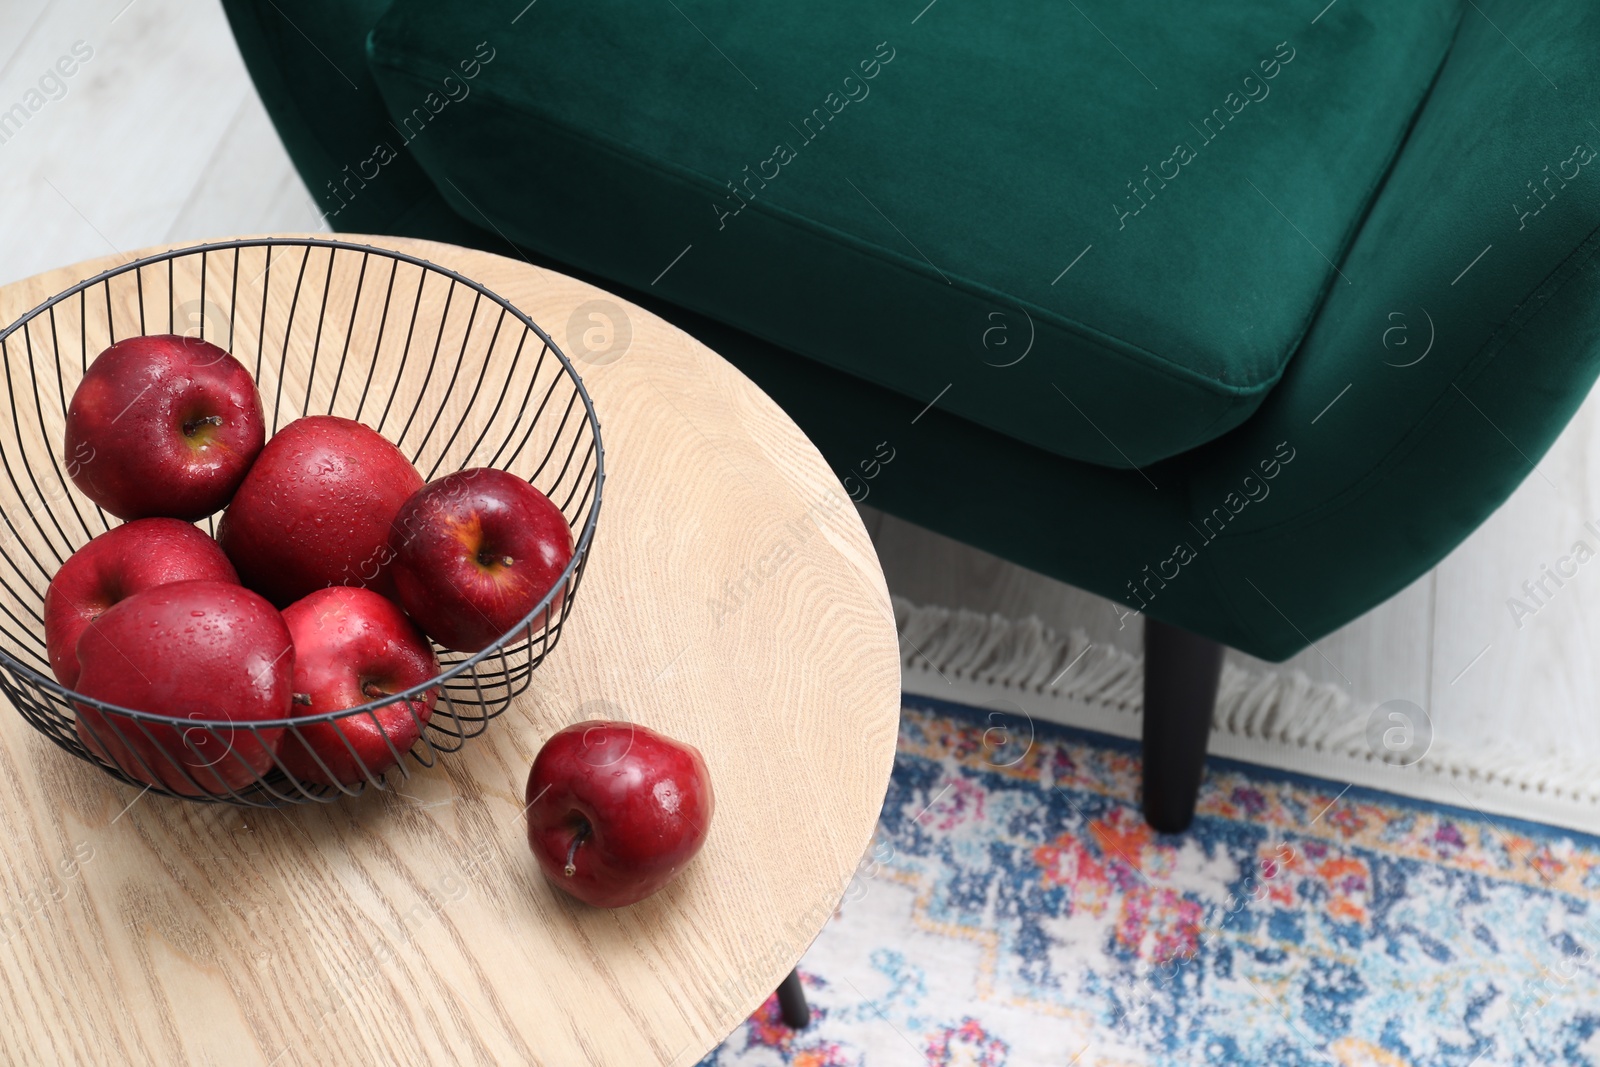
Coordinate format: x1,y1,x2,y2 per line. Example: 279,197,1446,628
1431,376,1600,767
163,91,327,245
0,0,284,287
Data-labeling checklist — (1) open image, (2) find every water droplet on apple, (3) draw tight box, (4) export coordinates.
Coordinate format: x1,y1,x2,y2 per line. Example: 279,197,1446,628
653,779,682,814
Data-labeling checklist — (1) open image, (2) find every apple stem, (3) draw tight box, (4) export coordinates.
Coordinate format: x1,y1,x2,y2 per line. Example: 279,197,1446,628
291,692,313,706
564,822,590,877
184,414,223,436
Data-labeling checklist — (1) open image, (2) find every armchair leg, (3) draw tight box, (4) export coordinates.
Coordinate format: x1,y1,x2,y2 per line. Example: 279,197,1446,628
776,968,810,1028
1141,617,1224,833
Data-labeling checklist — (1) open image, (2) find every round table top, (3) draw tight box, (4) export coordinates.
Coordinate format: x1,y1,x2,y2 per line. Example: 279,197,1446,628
0,235,901,1066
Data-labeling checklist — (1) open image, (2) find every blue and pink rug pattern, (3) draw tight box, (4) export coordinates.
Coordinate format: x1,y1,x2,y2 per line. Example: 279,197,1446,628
702,696,1600,1066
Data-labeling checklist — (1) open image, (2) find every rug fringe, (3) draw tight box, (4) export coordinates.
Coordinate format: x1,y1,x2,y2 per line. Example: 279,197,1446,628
893,597,1600,807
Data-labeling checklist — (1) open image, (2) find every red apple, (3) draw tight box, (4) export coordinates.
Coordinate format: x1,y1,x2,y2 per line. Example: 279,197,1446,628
216,415,423,607
277,586,440,786
525,720,714,908
64,334,265,520
388,468,573,653
44,518,239,689
73,579,294,797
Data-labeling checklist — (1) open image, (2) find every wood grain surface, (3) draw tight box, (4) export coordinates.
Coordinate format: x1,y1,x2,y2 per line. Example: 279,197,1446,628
0,235,901,1066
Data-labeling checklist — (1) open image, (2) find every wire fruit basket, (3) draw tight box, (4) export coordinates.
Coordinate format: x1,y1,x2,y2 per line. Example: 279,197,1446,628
0,238,603,806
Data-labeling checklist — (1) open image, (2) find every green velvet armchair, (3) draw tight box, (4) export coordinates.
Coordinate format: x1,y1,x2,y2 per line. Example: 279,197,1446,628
221,0,1600,832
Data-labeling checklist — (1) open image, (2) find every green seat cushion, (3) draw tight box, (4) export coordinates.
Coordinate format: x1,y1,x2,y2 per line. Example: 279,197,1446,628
364,0,1459,468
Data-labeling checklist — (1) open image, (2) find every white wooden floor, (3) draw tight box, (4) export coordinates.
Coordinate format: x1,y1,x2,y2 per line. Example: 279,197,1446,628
0,0,325,289
4,0,1597,816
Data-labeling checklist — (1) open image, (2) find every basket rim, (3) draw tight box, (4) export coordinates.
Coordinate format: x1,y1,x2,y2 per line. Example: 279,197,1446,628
0,235,605,729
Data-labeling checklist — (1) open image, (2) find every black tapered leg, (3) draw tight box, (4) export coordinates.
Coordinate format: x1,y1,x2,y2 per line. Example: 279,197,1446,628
1141,617,1225,833
775,968,810,1028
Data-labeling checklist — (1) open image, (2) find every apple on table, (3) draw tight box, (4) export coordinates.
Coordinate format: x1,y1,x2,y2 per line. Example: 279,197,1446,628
389,467,574,653
73,579,294,796
525,721,714,908
217,415,423,607
278,586,440,786
44,517,238,689
64,334,264,521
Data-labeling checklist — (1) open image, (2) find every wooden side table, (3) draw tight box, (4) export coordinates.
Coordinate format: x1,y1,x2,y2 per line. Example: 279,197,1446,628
0,236,902,1065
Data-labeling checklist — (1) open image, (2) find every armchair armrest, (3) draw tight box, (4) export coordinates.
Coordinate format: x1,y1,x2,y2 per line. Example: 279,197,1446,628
1186,0,1600,658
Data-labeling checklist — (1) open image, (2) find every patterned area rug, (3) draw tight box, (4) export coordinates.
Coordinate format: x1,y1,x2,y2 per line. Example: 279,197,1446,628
701,696,1600,1067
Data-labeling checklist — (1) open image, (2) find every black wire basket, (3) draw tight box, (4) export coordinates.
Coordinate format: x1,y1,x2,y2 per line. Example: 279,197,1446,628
0,238,603,806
